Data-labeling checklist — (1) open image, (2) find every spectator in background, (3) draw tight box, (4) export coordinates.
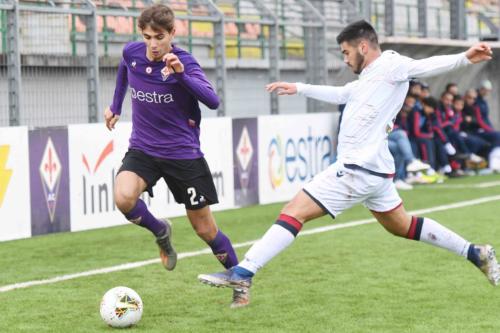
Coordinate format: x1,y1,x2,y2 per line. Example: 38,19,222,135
438,91,454,117
409,80,424,113
409,97,454,175
462,89,500,145
475,79,495,130
420,82,431,98
389,94,430,190
445,82,459,97
453,94,491,159
463,88,500,170
437,92,484,165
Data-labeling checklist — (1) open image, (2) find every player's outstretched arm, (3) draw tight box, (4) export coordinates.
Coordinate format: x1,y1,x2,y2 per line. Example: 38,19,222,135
266,81,355,105
266,81,298,95
396,42,493,80
465,42,493,63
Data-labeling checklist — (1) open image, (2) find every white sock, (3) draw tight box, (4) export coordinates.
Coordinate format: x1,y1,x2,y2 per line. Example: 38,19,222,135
239,221,300,274
410,216,470,257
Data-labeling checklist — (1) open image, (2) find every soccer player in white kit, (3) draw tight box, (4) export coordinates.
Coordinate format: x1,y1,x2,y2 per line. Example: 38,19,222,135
198,20,500,305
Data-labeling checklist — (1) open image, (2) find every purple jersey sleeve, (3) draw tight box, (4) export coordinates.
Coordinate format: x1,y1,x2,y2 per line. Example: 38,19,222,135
172,64,220,110
109,58,128,116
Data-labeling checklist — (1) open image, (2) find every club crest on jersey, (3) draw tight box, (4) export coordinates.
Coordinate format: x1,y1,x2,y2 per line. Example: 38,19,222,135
161,67,169,81
146,66,152,74
131,60,136,68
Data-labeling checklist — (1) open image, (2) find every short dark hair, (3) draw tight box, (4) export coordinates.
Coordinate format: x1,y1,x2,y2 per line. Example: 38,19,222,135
422,97,438,109
406,93,419,100
409,80,422,87
445,82,457,91
336,20,378,46
453,94,463,102
138,4,175,33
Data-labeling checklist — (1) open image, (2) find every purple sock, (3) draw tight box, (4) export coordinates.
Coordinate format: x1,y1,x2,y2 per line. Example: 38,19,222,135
208,230,239,269
124,199,166,237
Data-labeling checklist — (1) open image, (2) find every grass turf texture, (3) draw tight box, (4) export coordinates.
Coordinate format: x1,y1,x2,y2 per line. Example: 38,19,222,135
1,174,500,332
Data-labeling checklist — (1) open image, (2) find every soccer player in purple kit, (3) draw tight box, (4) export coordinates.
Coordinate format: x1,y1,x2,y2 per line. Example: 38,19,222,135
104,4,248,308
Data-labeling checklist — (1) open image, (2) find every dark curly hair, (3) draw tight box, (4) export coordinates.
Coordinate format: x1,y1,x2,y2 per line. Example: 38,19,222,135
336,20,378,47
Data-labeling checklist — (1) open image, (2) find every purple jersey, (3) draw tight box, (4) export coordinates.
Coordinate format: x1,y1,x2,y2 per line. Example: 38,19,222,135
110,42,219,159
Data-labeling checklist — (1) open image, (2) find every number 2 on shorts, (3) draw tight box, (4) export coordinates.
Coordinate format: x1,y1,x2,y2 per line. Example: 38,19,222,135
187,187,198,205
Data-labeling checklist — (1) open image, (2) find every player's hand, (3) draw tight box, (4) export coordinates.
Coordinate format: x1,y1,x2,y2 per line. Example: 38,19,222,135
465,42,493,64
104,106,120,131
266,81,297,95
162,53,184,74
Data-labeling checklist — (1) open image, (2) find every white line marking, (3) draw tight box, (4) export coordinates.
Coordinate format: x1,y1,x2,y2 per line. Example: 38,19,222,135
414,180,500,189
1,194,500,293
476,180,500,188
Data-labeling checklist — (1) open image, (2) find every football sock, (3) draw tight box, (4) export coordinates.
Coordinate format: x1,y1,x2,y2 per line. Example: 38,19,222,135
233,266,255,278
238,214,303,274
124,199,166,237
207,230,239,269
407,216,470,257
466,244,482,268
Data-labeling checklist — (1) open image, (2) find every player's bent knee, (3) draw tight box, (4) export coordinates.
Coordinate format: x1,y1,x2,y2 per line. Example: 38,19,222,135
193,224,216,242
279,190,326,224
114,189,139,213
280,204,320,224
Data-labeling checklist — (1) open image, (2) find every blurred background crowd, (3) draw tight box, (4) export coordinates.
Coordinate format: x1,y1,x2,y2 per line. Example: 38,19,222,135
388,79,500,189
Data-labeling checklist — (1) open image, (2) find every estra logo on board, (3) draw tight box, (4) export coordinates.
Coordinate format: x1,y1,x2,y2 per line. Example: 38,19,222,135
80,140,116,215
258,113,339,205
267,127,334,188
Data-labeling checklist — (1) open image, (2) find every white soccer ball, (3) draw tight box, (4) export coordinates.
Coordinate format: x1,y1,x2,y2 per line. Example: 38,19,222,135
100,286,143,328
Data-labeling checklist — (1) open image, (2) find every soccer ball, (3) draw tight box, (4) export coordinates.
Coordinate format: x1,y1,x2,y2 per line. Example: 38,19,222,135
100,286,143,328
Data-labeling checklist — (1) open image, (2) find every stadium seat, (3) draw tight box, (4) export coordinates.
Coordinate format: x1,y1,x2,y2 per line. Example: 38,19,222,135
175,19,189,37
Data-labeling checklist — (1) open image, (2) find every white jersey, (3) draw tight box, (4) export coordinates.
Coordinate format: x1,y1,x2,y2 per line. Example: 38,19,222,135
296,50,471,175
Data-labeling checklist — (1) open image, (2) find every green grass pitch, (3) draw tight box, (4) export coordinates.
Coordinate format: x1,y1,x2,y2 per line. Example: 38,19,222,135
1,174,500,332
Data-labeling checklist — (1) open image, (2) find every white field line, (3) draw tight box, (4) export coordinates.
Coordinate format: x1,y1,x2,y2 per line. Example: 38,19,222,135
419,180,500,189
1,194,500,293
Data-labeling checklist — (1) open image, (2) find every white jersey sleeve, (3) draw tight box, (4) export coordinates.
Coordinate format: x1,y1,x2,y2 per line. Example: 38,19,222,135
296,81,357,105
389,52,472,82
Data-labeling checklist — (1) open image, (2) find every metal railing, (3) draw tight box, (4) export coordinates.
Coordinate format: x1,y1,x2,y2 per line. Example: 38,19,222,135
1,0,499,127
371,0,500,39
0,0,329,126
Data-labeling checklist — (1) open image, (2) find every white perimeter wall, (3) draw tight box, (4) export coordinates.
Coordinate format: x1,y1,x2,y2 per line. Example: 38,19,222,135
0,112,338,240
0,127,31,241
